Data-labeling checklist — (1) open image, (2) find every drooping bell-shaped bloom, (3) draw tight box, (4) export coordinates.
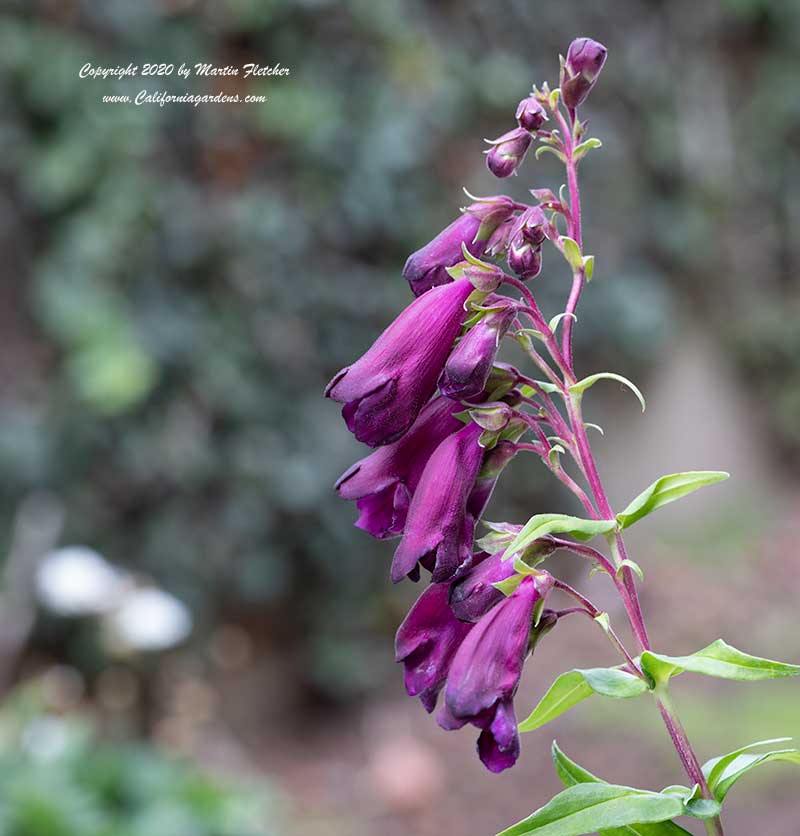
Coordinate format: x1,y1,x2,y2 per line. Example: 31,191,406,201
391,422,485,583
326,280,474,447
335,397,465,538
562,37,608,109
394,580,474,712
439,301,518,400
448,550,514,622
485,128,533,178
515,95,547,132
438,574,555,772
402,215,482,297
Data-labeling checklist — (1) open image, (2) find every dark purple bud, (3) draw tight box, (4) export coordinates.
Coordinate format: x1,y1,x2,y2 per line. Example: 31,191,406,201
485,128,532,179
391,422,485,584
515,95,547,132
562,37,607,110
463,194,517,230
325,280,473,447
438,574,551,772
507,240,542,280
335,397,466,538
402,214,483,297
395,580,473,712
439,302,518,400
512,206,549,247
448,550,515,622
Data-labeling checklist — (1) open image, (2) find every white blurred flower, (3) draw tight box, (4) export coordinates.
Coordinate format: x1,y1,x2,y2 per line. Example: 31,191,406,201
104,587,192,654
36,546,126,616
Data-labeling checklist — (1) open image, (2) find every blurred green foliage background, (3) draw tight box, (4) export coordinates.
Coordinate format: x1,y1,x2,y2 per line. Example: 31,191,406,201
0,0,798,833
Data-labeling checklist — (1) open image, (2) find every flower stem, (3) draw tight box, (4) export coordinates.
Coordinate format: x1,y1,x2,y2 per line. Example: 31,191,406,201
541,97,725,834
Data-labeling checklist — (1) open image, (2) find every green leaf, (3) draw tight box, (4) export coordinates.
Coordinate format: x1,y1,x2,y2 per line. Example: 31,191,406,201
505,514,616,561
536,145,567,163
561,236,583,271
569,372,646,412
702,738,798,801
549,312,577,334
583,254,595,281
615,560,644,582
573,137,603,160
706,749,800,802
519,668,648,732
551,744,694,836
496,784,684,836
640,640,800,686
616,471,729,529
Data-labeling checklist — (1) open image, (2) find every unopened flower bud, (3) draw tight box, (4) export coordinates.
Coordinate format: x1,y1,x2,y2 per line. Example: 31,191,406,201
485,128,532,179
562,37,607,110
515,95,547,132
507,240,542,280
512,206,548,247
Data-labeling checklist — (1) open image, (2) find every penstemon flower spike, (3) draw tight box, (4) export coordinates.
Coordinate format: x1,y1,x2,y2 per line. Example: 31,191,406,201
326,36,800,836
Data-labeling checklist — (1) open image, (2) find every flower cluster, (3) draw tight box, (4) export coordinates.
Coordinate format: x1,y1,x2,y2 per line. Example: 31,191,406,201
326,38,608,774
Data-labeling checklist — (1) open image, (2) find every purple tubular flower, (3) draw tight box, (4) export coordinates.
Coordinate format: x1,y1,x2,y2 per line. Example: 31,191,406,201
485,128,532,178
335,397,465,538
394,580,473,712
325,279,474,447
391,422,485,584
439,301,518,400
402,214,483,297
438,574,555,772
515,95,547,132
448,550,515,622
562,37,608,109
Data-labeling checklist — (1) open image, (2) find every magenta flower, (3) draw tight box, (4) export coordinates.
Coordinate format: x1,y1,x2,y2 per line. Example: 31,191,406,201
325,279,474,447
562,37,608,109
402,214,483,297
485,128,533,178
394,580,474,712
391,422,486,583
335,396,465,538
439,301,518,400
438,574,555,772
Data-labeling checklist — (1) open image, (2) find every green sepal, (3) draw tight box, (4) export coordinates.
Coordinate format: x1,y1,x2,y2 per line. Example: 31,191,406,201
519,667,648,732
548,312,577,334
569,372,646,412
616,471,729,529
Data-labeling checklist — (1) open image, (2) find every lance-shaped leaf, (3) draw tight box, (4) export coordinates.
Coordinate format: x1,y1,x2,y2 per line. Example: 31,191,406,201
640,639,800,687
551,743,693,836
505,514,616,561
616,472,729,529
496,783,685,836
569,372,646,412
519,667,648,732
702,739,800,801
